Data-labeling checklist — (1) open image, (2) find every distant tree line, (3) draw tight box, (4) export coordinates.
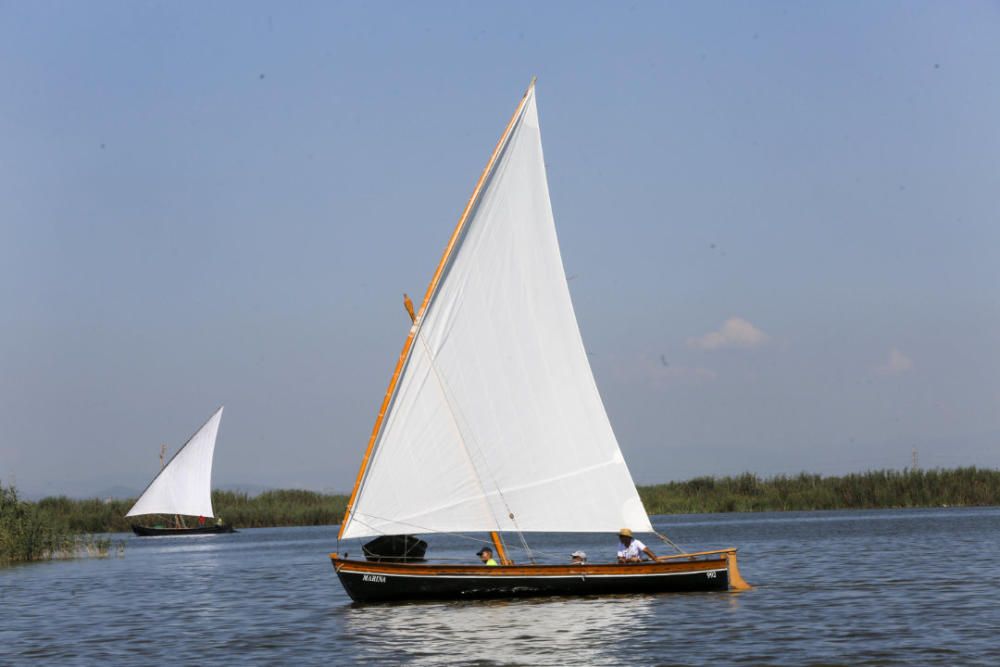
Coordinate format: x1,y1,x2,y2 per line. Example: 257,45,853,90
4,467,998,557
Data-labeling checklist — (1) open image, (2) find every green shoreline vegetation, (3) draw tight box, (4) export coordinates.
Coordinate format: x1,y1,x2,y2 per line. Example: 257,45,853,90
5,468,998,557
638,467,1000,514
1,483,119,564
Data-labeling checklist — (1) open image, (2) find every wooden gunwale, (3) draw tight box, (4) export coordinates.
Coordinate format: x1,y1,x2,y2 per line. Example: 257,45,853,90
648,548,739,561
330,552,730,578
337,79,538,539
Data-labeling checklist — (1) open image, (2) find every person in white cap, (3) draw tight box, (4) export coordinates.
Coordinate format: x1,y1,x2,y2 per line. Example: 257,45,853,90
616,528,658,563
570,550,587,565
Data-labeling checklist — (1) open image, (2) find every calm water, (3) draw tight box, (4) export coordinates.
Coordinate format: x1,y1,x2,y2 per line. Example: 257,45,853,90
3,507,999,665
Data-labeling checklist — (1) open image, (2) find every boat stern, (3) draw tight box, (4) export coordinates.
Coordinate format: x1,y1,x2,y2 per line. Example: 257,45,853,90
724,549,752,591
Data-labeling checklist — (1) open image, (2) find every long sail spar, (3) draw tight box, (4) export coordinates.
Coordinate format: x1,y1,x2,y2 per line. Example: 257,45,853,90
337,83,535,540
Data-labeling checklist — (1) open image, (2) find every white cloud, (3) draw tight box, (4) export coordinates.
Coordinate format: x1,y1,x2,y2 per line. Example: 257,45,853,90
688,317,769,350
876,348,913,375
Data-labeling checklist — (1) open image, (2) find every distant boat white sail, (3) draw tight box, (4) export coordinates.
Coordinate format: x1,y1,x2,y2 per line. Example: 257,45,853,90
126,407,224,519
339,85,651,540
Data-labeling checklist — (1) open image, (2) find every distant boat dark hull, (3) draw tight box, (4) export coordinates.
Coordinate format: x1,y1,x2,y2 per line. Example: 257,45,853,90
330,550,745,603
131,524,236,536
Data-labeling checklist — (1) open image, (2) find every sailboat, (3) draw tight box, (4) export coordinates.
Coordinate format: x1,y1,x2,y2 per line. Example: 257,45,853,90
126,406,235,536
330,80,749,602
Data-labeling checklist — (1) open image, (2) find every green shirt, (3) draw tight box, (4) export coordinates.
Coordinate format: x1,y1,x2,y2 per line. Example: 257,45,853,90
485,558,498,566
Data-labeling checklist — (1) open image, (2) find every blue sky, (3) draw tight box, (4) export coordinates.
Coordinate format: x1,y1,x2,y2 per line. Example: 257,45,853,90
2,1,998,498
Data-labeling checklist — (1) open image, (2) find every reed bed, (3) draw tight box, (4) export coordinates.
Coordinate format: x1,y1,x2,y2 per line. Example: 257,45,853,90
36,489,349,533
18,467,1000,537
1,483,123,564
637,467,1000,514
209,489,348,529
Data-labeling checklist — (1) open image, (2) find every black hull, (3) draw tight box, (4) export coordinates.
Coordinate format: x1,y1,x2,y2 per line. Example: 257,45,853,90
331,554,736,603
131,524,236,536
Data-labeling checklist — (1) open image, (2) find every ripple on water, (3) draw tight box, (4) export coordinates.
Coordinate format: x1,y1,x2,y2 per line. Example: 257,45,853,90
2,511,1000,665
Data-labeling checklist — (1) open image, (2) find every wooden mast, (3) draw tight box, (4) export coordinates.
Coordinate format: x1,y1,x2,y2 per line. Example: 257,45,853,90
338,78,537,539
490,531,512,565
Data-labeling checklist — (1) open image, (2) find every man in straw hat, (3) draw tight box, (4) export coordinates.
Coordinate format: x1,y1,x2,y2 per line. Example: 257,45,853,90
616,528,658,563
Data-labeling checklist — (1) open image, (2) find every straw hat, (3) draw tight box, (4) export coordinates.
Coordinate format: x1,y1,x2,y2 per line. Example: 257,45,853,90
618,528,633,538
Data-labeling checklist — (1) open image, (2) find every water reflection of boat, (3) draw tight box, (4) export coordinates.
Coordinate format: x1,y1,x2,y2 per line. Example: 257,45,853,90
343,594,659,665
126,407,235,536
330,80,748,602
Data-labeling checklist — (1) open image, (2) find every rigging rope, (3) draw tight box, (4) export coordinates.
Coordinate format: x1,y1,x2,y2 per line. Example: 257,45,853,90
346,513,701,565
414,333,535,562
654,530,687,554
349,512,494,545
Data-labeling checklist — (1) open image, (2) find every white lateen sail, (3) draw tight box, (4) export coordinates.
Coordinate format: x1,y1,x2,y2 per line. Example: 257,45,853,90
126,407,224,518
341,84,652,540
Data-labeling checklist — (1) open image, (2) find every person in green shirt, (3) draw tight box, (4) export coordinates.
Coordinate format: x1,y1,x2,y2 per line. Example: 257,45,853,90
476,547,499,566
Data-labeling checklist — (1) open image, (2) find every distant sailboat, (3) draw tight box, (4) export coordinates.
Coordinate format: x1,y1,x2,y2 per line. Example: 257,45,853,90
126,407,235,536
329,80,749,602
